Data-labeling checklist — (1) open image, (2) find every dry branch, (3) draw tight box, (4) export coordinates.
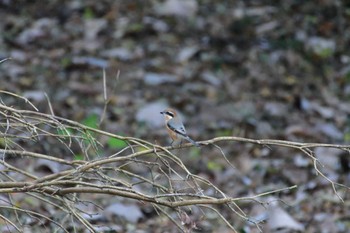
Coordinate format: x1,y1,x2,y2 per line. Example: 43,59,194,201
0,95,349,233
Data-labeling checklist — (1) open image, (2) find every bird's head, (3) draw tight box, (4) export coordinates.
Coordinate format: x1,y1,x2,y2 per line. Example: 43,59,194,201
160,108,177,120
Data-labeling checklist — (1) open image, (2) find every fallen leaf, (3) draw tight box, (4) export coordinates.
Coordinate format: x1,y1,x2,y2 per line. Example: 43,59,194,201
177,46,199,63
268,205,304,231
16,18,58,45
155,0,198,18
315,123,343,140
35,159,62,174
104,203,144,223
84,18,107,40
136,101,168,127
314,147,342,171
144,72,178,85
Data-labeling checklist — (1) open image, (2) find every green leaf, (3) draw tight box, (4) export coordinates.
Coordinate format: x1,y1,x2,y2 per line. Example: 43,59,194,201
344,132,350,142
317,47,334,59
107,137,128,149
83,7,95,19
60,57,71,68
82,114,99,129
189,147,201,159
128,23,144,33
57,127,73,136
74,154,84,161
207,161,222,171
215,129,232,137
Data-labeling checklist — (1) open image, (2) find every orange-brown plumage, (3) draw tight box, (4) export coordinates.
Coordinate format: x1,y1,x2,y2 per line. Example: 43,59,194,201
166,127,178,141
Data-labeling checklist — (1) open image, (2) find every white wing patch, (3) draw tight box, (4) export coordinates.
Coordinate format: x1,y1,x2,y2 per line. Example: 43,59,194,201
178,126,186,134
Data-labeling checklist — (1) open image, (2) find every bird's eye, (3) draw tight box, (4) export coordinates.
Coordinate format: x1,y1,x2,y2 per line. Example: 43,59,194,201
166,111,174,117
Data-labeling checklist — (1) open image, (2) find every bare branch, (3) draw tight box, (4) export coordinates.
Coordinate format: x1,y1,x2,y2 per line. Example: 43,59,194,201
0,94,348,232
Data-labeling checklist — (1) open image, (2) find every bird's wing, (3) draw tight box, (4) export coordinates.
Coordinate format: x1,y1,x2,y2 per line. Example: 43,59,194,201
167,120,200,147
167,122,187,137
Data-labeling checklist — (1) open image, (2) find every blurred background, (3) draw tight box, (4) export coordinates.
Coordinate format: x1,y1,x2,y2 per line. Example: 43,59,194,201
0,0,350,232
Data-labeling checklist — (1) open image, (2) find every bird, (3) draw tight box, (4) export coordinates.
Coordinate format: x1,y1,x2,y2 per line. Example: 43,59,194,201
160,108,200,147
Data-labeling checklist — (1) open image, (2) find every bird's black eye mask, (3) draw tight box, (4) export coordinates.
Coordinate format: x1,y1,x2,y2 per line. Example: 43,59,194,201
165,111,174,117
160,110,175,117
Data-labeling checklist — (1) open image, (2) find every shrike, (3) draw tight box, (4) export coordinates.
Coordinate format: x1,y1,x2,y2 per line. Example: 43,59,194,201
160,108,200,147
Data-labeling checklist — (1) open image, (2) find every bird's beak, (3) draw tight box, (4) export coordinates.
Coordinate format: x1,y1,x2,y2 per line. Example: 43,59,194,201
160,111,164,115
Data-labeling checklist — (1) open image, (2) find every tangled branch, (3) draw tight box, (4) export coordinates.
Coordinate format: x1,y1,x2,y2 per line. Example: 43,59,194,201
0,93,349,232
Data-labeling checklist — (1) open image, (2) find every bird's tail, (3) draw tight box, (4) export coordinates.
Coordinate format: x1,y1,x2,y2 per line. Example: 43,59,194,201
185,136,200,147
